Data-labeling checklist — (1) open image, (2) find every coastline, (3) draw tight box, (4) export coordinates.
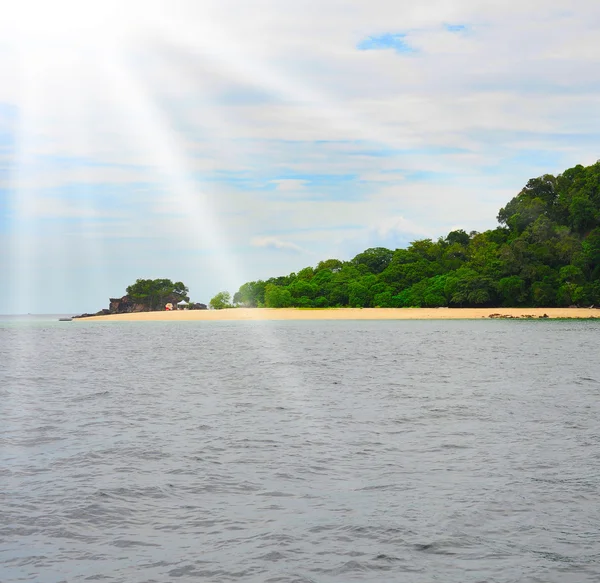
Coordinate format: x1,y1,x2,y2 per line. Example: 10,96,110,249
76,307,600,322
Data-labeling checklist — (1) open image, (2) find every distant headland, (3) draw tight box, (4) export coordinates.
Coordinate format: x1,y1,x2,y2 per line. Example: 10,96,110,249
74,278,207,319
226,161,600,311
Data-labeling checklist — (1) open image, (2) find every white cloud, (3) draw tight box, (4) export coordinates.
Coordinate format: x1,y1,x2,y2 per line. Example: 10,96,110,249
251,236,308,254
373,215,432,239
270,179,308,192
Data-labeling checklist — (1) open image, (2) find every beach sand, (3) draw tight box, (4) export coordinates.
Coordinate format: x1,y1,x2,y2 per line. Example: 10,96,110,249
77,307,600,322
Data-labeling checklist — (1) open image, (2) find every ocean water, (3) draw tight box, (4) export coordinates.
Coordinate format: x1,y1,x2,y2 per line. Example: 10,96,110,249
1,318,599,583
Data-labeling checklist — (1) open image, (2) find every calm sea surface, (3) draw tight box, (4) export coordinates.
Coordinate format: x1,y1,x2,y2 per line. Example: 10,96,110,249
1,317,599,583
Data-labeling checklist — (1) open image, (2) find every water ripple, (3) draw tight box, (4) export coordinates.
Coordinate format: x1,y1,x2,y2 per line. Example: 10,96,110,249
1,319,600,582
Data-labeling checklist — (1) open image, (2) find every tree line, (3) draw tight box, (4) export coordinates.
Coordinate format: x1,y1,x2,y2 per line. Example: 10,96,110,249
228,161,600,309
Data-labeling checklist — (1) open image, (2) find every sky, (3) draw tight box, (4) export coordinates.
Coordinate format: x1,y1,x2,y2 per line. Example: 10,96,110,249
1,0,599,313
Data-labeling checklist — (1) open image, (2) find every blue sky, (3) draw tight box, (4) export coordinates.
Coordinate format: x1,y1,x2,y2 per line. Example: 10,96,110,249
1,0,599,313
357,33,416,53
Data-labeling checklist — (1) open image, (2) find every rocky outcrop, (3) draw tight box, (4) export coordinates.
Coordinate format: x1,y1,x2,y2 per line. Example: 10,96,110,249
109,296,146,314
74,295,207,318
488,313,549,319
73,309,110,319
109,294,197,313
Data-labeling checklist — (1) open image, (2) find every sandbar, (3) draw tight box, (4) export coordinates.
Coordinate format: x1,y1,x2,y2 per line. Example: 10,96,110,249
77,307,600,322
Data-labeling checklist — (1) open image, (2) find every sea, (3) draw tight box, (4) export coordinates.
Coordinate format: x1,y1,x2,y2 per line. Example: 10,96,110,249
1,315,599,583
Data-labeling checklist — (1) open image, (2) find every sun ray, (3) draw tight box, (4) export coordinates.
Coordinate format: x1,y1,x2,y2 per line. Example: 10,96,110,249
10,47,42,315
97,51,248,290
146,15,414,151
8,3,324,404
95,45,317,402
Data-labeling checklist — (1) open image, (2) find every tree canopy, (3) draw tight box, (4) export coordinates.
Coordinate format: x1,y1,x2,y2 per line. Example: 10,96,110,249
126,279,189,310
210,291,233,310
233,161,600,309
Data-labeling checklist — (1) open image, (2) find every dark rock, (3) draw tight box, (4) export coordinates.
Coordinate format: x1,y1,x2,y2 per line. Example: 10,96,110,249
488,313,523,319
80,293,206,317
109,296,146,314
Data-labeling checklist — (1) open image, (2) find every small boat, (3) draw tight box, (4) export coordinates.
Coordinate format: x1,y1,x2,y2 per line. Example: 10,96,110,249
58,318,73,322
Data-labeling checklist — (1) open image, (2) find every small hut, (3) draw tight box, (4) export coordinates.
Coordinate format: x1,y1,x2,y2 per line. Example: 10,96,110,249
177,300,189,310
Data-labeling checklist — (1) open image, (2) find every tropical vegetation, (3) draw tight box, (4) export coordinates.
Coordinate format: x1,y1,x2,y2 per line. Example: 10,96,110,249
126,278,189,310
209,291,233,310
232,161,600,308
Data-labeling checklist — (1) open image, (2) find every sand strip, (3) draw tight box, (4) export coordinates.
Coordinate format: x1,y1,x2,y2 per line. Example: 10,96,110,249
76,307,600,322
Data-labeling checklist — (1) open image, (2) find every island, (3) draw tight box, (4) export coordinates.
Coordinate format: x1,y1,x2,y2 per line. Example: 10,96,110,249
78,161,600,321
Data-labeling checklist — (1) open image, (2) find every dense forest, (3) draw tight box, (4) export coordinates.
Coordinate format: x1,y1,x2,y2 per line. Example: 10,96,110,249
232,161,600,308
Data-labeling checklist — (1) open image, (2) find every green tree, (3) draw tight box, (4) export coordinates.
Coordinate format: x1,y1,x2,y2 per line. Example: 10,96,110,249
348,281,370,307
498,276,527,306
582,227,600,275
531,279,557,307
569,195,597,232
373,291,394,307
313,296,329,307
264,284,293,308
290,279,318,300
126,278,189,311
210,291,232,310
351,247,394,274
421,275,450,307
316,259,344,272
446,229,470,246
233,281,266,307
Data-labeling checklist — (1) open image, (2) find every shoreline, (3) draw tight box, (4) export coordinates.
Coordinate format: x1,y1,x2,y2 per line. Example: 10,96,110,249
75,307,600,322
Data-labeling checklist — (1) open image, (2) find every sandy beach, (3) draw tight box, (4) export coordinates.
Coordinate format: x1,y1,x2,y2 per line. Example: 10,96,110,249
77,307,600,322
